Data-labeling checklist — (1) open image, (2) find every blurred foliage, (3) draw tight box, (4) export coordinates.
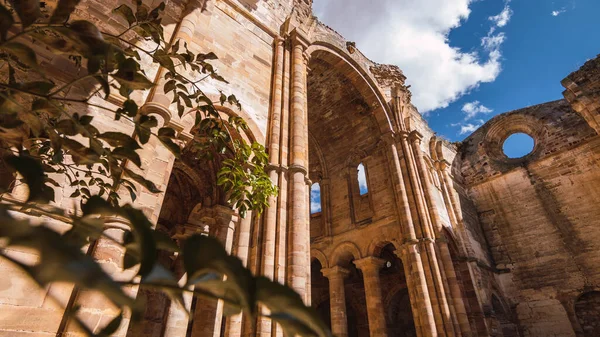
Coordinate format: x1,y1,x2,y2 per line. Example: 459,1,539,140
0,1,329,336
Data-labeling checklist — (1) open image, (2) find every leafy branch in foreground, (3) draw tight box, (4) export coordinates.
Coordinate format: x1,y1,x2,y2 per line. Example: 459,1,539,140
0,0,327,336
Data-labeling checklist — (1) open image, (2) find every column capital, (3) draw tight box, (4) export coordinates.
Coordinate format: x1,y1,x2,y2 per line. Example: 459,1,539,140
398,130,411,140
289,164,308,176
438,159,451,170
289,28,310,50
353,256,386,272
140,102,172,127
321,266,350,279
273,35,285,47
408,130,423,143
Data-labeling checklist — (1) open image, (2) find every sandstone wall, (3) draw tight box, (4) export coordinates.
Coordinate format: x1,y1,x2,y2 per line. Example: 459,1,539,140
456,99,600,336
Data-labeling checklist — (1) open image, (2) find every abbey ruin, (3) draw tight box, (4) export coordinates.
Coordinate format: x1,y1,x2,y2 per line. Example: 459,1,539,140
1,0,599,336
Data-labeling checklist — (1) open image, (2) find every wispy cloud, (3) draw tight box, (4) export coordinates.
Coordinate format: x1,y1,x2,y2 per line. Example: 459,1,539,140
452,119,485,135
489,4,513,28
459,123,482,135
462,101,493,120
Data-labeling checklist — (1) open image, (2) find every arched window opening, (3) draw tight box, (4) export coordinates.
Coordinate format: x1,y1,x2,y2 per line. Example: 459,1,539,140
357,163,368,195
311,182,322,214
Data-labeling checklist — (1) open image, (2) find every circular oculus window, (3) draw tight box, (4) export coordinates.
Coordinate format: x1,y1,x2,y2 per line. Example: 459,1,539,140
502,133,535,158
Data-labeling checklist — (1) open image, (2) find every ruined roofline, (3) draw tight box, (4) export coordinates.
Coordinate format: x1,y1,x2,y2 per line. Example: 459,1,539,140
310,14,405,83
460,99,568,141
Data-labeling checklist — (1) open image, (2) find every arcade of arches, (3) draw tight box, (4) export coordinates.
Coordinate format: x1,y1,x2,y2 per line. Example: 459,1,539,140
2,1,600,337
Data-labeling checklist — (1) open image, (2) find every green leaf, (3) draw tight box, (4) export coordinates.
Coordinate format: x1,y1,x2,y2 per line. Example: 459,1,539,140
112,147,142,167
0,4,14,42
148,2,165,21
63,216,104,247
119,206,157,277
196,52,218,61
184,235,255,315
5,155,46,202
135,115,158,144
55,119,78,136
154,49,175,72
124,168,161,193
113,59,155,90
113,4,136,26
97,313,123,337
98,132,141,149
20,81,55,95
123,99,138,117
153,231,179,252
256,277,331,337
94,75,110,99
0,211,138,314
2,42,39,70
8,0,41,28
50,0,82,23
158,136,181,159
68,20,108,56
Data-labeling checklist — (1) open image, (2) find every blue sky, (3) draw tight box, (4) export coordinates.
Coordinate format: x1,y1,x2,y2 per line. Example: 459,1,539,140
312,0,600,143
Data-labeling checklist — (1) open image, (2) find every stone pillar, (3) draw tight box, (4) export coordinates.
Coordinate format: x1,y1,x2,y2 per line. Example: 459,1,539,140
408,131,456,337
438,240,473,337
354,257,388,337
398,132,448,336
287,33,310,303
255,36,285,337
322,266,350,337
161,219,216,337
382,133,437,336
223,212,253,337
61,219,138,337
190,206,238,337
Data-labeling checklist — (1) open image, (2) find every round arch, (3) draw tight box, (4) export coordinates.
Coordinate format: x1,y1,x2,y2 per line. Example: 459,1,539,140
366,225,401,256
311,248,329,269
178,104,265,146
330,241,362,267
305,42,394,136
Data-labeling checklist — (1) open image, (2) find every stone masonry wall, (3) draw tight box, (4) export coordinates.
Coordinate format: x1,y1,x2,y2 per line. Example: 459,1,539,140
456,97,600,336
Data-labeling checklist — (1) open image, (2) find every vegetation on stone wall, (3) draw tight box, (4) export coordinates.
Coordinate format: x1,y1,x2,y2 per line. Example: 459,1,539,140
0,0,329,336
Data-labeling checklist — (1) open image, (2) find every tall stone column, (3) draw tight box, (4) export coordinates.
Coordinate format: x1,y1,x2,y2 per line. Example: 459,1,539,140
256,36,285,337
224,212,253,337
190,206,238,337
354,257,388,337
382,133,437,336
399,132,447,336
287,33,310,303
438,239,472,337
407,131,456,337
322,266,350,337
162,223,209,337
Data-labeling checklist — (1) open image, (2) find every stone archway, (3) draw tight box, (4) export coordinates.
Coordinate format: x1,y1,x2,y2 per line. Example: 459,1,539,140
575,291,600,337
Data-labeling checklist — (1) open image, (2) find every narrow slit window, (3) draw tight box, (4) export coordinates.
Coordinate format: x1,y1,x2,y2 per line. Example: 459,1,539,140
310,182,322,214
357,163,368,195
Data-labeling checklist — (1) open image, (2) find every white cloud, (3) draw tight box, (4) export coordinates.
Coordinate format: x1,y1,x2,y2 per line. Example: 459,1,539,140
489,5,513,27
357,163,368,194
551,9,566,16
461,100,493,120
457,121,484,135
310,183,321,213
312,0,511,113
482,32,506,51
